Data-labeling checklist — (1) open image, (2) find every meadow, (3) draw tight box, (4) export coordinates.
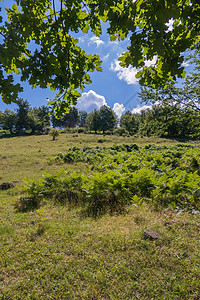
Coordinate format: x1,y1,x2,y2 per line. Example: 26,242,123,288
0,132,199,299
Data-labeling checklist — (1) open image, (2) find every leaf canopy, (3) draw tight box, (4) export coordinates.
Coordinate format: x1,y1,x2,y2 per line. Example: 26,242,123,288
0,0,200,114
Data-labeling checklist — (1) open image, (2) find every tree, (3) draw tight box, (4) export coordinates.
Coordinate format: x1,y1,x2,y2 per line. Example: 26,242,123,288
120,111,138,135
1,109,17,134
0,110,3,128
78,111,88,128
178,51,200,111
36,106,50,127
138,81,181,105
27,106,50,133
86,109,101,133
15,99,30,132
1,1,200,114
27,110,40,134
137,103,200,138
51,114,65,128
51,107,79,128
63,107,79,128
99,105,117,133
138,49,200,111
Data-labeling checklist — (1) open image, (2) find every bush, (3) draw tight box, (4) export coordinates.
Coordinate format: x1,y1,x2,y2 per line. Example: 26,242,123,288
50,129,59,140
97,139,104,143
83,172,129,217
15,196,41,212
62,127,79,134
78,127,86,133
17,144,200,215
113,127,129,136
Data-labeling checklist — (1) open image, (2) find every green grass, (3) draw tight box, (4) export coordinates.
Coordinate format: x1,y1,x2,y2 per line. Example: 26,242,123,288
0,133,199,299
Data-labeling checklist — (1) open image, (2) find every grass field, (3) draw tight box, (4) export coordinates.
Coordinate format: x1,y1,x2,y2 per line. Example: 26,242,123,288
0,133,199,299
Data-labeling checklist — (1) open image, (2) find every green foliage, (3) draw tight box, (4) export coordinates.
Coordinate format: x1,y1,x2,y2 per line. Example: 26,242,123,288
16,179,44,212
63,107,79,128
78,110,88,128
16,196,41,212
0,1,102,114
27,106,50,134
0,109,17,134
52,107,79,128
132,102,200,138
18,143,200,216
2,1,199,112
98,105,117,133
15,99,30,132
0,102,50,135
85,109,101,133
19,170,86,209
28,105,50,133
120,111,138,135
54,144,139,164
85,106,117,133
50,128,60,140
138,63,200,119
113,127,129,136
83,171,128,217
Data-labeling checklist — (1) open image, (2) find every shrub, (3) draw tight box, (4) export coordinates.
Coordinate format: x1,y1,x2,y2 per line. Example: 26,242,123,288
17,144,200,215
78,127,86,133
15,196,41,212
190,157,199,170
113,127,129,136
83,172,129,217
97,139,104,143
50,129,59,140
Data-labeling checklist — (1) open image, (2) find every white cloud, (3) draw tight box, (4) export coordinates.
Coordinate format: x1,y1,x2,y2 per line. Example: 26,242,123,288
89,36,104,47
144,56,157,67
113,103,125,118
110,56,157,85
132,105,152,114
102,53,110,62
76,90,107,113
110,60,139,85
76,90,126,118
165,18,174,32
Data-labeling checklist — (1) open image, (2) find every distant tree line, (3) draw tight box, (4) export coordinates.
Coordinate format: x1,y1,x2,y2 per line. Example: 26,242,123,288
0,98,200,139
52,105,118,134
0,99,51,134
121,104,200,139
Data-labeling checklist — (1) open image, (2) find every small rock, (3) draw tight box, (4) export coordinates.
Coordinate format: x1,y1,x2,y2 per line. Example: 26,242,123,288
143,229,159,240
0,182,15,190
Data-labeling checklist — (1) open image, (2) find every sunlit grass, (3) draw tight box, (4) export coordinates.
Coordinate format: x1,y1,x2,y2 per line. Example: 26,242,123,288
0,133,199,299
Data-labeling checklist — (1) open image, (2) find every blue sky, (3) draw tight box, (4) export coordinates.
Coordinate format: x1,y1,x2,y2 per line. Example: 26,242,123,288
0,1,193,117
